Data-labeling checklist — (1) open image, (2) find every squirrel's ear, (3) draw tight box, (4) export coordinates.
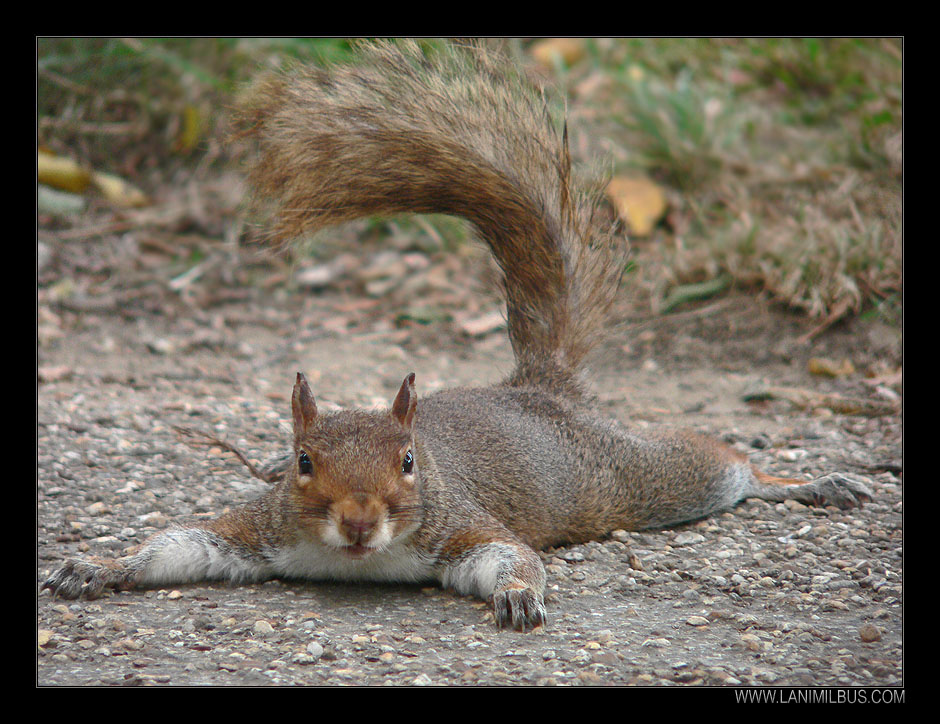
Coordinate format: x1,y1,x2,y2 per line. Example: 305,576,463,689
390,372,417,433
292,372,318,437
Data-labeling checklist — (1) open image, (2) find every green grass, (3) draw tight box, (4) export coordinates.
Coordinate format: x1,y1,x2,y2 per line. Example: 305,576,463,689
37,38,359,167
570,37,901,323
37,37,902,325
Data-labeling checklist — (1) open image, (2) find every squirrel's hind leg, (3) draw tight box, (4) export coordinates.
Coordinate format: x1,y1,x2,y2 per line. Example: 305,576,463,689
41,558,135,600
743,469,872,509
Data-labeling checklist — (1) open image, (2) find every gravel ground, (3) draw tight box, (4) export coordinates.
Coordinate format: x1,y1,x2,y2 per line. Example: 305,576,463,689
37,244,902,687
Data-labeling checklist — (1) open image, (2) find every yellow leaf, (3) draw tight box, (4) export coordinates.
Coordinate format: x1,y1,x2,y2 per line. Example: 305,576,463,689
38,151,148,207
530,38,587,68
606,175,667,237
92,171,148,207
175,104,204,154
808,357,856,378
37,151,92,193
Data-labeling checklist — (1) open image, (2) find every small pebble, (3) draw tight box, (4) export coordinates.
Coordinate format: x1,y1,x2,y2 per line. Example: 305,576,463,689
253,620,275,637
674,532,705,546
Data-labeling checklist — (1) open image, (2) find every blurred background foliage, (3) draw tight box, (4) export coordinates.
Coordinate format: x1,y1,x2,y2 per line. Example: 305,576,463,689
37,37,902,326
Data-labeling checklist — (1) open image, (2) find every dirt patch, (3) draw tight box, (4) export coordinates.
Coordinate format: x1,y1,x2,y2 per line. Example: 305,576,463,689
37,229,901,687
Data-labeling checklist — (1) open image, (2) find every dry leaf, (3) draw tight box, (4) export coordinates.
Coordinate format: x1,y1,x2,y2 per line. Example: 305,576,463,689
38,185,87,216
744,385,898,417
808,357,856,378
627,64,645,82
38,151,92,193
459,310,506,337
38,150,148,207
92,171,149,207
530,38,587,68
606,175,667,237
863,366,902,389
38,365,73,383
175,104,204,154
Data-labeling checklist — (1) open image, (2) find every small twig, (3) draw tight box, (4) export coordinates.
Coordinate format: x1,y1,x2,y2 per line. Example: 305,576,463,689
173,425,280,483
168,262,207,291
38,67,93,95
51,220,139,241
39,116,147,137
796,297,854,344
743,385,900,418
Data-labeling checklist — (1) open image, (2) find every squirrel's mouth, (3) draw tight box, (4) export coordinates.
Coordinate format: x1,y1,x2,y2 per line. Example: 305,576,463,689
341,543,373,559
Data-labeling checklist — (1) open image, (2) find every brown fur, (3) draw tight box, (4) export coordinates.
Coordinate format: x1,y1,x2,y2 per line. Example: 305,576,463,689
235,40,625,395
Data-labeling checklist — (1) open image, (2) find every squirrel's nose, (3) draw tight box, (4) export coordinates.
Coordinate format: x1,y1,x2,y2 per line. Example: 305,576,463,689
340,514,376,543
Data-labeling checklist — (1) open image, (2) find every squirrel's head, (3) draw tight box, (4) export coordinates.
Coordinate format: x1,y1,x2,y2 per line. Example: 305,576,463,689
288,371,423,558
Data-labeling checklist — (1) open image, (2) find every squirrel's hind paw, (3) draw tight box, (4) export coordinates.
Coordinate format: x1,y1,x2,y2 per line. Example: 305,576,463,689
808,473,873,509
41,559,129,600
492,587,546,632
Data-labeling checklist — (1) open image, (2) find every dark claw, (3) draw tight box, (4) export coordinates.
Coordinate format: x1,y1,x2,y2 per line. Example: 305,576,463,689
811,473,873,510
41,559,124,600
492,587,546,632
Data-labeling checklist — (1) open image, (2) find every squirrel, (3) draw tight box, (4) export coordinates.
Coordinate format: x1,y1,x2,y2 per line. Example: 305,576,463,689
42,41,872,632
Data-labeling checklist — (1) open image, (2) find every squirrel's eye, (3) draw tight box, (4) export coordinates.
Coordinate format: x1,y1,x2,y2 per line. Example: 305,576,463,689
401,450,414,474
298,451,313,475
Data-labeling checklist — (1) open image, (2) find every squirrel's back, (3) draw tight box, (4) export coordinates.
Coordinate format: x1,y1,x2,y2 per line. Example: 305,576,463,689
414,385,755,545
235,40,625,394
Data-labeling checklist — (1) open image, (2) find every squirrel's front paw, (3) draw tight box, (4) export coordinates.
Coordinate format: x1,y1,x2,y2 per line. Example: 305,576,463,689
808,473,873,509
41,559,130,600
492,586,546,632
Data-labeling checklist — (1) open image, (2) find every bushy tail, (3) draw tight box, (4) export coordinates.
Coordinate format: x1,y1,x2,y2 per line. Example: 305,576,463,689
234,40,626,393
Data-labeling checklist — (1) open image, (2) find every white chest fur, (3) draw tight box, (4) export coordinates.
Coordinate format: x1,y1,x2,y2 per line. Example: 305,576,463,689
268,538,438,584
